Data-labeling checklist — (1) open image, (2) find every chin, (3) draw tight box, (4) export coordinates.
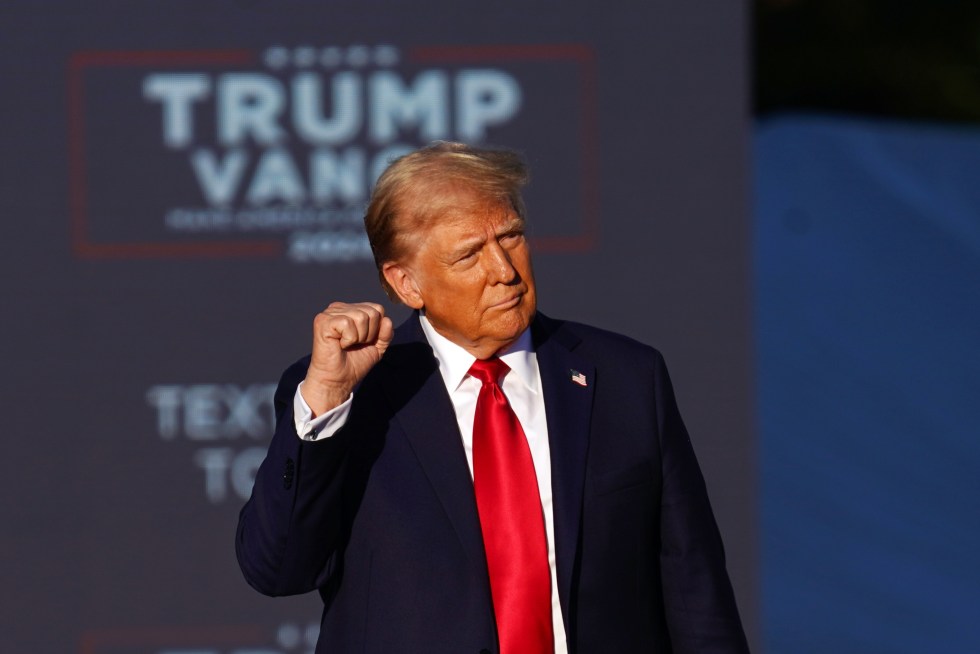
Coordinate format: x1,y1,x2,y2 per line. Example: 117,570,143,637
501,306,534,337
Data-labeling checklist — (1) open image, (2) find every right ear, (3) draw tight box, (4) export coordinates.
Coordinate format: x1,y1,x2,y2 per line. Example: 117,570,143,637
382,262,424,310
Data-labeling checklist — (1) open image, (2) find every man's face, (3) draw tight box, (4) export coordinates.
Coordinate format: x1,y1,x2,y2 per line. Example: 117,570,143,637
390,189,537,358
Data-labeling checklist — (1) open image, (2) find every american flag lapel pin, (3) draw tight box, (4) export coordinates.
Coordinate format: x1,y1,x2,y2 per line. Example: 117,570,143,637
569,369,588,387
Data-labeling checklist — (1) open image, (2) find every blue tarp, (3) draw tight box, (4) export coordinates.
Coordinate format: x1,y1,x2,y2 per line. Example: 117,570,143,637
755,115,980,653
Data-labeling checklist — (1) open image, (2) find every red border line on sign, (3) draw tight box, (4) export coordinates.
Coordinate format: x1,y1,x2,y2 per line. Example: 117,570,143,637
67,49,284,259
410,44,600,253
78,624,264,654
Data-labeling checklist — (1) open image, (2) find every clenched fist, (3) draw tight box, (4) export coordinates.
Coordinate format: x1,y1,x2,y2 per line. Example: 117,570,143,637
301,302,394,416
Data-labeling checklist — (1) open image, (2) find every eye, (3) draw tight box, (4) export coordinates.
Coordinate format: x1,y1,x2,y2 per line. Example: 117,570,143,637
500,231,524,246
453,249,478,265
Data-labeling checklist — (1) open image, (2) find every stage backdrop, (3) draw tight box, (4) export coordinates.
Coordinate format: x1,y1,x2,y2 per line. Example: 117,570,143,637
0,2,756,652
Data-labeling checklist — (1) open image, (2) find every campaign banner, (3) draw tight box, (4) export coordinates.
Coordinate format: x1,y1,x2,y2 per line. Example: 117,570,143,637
0,2,754,652
69,44,598,261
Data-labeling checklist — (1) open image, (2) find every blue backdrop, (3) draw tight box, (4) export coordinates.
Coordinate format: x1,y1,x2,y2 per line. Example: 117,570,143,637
756,115,980,652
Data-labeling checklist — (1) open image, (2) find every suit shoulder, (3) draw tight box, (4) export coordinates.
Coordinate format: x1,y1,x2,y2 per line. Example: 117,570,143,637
540,314,665,366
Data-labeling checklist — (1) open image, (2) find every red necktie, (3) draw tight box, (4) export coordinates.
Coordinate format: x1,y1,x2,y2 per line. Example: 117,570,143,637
469,358,554,654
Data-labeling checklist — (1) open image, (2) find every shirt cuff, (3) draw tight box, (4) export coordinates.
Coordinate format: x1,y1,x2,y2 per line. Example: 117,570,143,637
293,381,353,441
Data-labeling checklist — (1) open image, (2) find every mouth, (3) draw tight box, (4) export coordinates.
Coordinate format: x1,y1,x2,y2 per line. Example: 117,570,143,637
490,293,523,310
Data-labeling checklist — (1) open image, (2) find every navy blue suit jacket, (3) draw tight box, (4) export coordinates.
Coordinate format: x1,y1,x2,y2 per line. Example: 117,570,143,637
236,312,749,653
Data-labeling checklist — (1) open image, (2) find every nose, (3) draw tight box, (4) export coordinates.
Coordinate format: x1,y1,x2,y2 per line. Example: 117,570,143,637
485,241,518,284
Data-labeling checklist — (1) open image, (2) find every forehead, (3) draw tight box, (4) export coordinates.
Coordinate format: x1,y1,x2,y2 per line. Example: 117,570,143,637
440,200,521,233
405,185,520,236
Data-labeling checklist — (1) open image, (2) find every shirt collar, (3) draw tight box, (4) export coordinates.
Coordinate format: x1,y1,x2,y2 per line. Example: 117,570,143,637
419,313,539,395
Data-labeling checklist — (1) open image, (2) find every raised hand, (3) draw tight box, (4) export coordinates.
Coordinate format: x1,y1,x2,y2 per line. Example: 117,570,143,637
301,301,394,416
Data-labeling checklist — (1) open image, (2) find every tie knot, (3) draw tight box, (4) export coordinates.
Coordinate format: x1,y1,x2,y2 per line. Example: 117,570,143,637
468,357,510,385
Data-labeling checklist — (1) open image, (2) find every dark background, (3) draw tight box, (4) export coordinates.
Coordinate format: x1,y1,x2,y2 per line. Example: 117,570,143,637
1,2,756,653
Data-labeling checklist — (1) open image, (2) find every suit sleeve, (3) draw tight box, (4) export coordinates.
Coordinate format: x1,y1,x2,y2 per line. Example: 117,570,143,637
235,357,352,596
654,352,751,653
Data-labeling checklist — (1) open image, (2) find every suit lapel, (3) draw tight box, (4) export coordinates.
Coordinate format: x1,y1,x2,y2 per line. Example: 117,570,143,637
533,314,595,627
378,315,489,579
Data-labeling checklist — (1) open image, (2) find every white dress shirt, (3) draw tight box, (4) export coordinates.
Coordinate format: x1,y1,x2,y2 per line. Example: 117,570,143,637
292,315,568,653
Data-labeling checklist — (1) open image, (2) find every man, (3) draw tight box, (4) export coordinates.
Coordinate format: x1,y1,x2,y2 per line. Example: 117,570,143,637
236,142,749,653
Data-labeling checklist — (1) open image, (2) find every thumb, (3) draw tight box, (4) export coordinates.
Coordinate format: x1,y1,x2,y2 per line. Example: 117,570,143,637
375,317,395,354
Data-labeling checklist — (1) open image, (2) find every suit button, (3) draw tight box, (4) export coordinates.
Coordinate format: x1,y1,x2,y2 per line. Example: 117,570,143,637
283,457,295,489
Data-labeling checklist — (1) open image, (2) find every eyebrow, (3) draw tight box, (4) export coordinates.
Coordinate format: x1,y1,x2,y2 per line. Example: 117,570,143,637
447,237,484,260
495,218,525,236
446,218,525,261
